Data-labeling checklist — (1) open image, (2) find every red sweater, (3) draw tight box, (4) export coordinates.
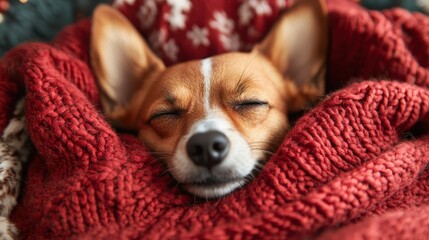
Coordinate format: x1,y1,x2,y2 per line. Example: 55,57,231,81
0,0,428,239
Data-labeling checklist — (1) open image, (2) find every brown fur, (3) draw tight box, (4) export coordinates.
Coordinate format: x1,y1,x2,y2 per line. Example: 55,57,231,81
91,0,328,196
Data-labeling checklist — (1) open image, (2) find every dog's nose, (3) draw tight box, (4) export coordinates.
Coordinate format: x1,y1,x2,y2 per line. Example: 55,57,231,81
186,131,230,169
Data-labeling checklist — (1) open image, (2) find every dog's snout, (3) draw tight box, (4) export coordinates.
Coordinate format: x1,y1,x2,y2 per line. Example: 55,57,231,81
186,131,230,169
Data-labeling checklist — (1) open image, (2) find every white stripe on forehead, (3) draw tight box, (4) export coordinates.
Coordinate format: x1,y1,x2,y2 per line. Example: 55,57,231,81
201,58,212,115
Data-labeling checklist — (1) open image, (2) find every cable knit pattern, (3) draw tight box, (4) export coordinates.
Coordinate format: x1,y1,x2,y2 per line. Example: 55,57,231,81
0,0,427,239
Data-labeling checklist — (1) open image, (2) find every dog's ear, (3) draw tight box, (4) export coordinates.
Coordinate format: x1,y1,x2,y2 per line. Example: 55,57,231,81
91,5,165,129
253,0,328,111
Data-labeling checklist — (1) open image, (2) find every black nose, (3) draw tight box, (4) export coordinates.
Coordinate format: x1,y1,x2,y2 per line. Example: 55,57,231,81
186,131,230,169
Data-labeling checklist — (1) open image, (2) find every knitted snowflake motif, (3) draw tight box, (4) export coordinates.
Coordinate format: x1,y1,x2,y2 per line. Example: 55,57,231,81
114,0,288,64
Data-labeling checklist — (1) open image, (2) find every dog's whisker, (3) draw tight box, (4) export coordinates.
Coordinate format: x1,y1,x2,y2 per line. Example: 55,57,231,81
249,146,277,153
249,143,278,153
147,152,173,158
250,148,275,156
174,181,181,190
91,0,327,200
249,141,271,144
248,141,277,146
254,162,265,168
159,168,171,176
144,157,168,167
153,156,171,161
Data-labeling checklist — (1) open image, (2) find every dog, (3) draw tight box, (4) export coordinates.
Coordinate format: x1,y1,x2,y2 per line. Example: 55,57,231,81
90,0,328,198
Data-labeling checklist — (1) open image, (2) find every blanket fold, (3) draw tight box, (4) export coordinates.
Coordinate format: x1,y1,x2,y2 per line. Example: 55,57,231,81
0,0,427,239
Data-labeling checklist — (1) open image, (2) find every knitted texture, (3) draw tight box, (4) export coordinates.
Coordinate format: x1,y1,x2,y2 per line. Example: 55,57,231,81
0,0,427,239
113,0,292,65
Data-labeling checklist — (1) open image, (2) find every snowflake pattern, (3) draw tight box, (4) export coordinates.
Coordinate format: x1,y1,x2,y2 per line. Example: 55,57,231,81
238,0,272,25
148,29,179,62
138,0,158,29
220,33,240,51
209,11,234,34
125,0,286,63
277,0,286,9
165,0,192,30
163,39,179,61
149,29,168,50
252,0,272,15
209,11,241,51
187,26,210,47
113,0,136,7
238,4,252,26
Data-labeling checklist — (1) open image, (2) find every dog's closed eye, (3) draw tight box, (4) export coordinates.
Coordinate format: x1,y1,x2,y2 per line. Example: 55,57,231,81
233,100,269,110
91,0,328,198
148,109,183,123
148,109,184,135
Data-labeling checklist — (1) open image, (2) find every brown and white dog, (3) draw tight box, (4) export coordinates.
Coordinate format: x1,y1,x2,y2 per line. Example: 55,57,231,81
90,0,328,198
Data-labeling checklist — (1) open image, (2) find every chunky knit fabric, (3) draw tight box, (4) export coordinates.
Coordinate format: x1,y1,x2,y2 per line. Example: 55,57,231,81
113,0,292,65
0,0,428,239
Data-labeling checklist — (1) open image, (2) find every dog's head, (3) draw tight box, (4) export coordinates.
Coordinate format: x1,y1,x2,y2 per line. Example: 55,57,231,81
90,0,327,198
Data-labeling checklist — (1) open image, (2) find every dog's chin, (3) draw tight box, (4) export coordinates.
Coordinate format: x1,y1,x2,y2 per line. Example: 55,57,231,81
184,178,246,198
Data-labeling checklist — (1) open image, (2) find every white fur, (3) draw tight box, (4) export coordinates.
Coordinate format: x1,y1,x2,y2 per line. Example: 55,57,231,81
167,58,259,198
169,59,258,198
172,116,255,198
201,58,212,115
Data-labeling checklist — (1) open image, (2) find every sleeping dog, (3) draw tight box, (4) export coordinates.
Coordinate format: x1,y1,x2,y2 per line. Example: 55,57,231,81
90,0,327,198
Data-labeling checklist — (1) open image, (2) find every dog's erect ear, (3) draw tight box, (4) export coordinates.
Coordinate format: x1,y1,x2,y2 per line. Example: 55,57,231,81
91,5,165,129
254,0,328,111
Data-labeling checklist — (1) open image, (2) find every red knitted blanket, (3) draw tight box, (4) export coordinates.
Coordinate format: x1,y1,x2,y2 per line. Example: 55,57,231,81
1,0,429,239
